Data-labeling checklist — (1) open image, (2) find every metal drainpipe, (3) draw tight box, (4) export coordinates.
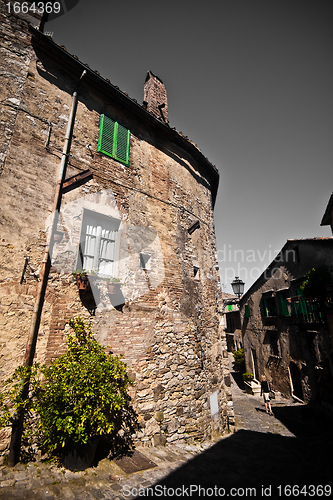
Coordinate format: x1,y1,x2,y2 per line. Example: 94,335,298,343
8,69,86,467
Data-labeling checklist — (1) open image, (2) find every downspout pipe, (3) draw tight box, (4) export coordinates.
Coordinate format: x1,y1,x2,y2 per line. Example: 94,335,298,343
8,69,86,467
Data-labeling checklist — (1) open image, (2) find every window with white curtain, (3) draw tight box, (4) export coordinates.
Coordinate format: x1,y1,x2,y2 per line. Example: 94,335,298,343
77,210,120,277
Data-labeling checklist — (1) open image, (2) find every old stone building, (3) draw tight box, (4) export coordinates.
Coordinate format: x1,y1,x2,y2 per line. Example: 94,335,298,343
239,238,333,413
0,3,232,449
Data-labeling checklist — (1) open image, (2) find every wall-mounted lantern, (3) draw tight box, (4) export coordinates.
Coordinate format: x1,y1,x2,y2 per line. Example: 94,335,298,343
231,276,245,299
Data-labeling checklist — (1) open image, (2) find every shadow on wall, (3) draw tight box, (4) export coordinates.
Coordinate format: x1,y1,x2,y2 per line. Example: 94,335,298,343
142,405,333,496
79,286,98,315
93,394,139,465
230,370,245,390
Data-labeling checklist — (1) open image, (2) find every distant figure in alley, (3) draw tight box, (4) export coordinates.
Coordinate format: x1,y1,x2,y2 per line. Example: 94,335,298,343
261,375,273,415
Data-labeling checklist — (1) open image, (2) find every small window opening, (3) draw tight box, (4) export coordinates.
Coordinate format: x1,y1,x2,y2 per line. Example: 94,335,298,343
140,253,151,269
269,332,280,357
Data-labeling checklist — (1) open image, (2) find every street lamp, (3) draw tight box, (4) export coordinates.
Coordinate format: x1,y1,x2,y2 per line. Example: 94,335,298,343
231,276,245,299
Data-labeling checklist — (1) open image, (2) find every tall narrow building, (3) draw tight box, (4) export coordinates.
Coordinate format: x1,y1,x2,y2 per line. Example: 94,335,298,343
0,3,233,449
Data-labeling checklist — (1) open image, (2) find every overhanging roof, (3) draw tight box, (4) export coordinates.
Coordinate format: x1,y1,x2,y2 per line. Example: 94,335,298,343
29,27,220,206
239,237,333,306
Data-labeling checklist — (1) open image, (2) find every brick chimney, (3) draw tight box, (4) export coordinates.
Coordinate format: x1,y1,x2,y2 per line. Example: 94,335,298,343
143,71,168,124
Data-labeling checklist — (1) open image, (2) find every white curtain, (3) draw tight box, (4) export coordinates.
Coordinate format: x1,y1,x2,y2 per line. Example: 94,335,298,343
81,212,118,277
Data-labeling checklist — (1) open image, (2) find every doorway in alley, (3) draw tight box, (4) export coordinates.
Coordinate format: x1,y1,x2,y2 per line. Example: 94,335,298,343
289,362,303,401
251,348,259,381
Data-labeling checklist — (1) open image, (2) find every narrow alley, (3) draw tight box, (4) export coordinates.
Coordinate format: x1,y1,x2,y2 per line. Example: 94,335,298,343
0,361,332,499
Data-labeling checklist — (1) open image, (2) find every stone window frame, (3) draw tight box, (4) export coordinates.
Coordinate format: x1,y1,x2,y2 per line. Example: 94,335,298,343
77,208,121,278
261,293,277,318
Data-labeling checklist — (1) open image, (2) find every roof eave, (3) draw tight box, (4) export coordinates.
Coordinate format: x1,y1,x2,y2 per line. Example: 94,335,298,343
29,26,219,206
321,193,333,226
239,237,333,305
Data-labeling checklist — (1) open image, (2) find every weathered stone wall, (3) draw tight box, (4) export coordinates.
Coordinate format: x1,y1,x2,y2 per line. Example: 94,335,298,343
240,267,294,395
0,6,232,451
240,240,333,405
0,1,43,176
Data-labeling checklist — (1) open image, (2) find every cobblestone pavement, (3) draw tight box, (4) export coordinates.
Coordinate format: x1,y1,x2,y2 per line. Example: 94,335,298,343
0,442,209,500
1,359,333,499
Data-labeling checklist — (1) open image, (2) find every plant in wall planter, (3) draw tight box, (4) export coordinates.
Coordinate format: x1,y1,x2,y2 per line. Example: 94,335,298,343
73,270,98,291
73,270,89,290
107,278,124,295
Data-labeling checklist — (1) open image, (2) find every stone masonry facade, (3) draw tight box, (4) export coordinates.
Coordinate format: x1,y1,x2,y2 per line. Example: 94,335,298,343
239,239,333,410
0,2,233,453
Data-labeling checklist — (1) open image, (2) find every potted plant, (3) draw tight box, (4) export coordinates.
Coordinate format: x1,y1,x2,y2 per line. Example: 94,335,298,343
242,372,254,382
107,278,123,295
73,270,89,290
73,270,99,291
0,318,132,470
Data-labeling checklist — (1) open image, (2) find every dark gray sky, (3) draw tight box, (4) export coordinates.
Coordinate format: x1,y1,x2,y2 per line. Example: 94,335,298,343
45,0,333,293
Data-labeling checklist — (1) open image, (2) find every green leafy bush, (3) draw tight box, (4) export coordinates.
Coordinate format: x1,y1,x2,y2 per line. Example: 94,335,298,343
0,317,132,458
233,348,245,373
0,364,38,429
72,269,87,278
301,266,333,306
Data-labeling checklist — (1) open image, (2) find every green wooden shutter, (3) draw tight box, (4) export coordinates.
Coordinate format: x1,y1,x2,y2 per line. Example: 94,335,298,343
271,297,277,316
97,114,115,158
114,122,130,165
279,294,289,316
299,297,308,320
97,114,130,165
245,305,250,318
296,288,308,320
261,298,267,317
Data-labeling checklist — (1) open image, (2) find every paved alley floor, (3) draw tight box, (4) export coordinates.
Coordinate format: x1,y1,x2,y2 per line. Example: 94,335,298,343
1,364,333,499
231,371,298,437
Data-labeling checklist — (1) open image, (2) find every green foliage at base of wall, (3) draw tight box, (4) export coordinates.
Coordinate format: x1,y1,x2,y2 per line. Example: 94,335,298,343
233,348,245,373
0,317,133,458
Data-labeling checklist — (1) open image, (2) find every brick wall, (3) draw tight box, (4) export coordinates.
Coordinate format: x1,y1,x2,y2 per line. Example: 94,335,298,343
143,71,168,124
0,8,232,449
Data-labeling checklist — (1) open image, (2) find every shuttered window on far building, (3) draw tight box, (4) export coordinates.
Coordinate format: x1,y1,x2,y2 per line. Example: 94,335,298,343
278,293,290,316
97,114,130,166
261,296,277,317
